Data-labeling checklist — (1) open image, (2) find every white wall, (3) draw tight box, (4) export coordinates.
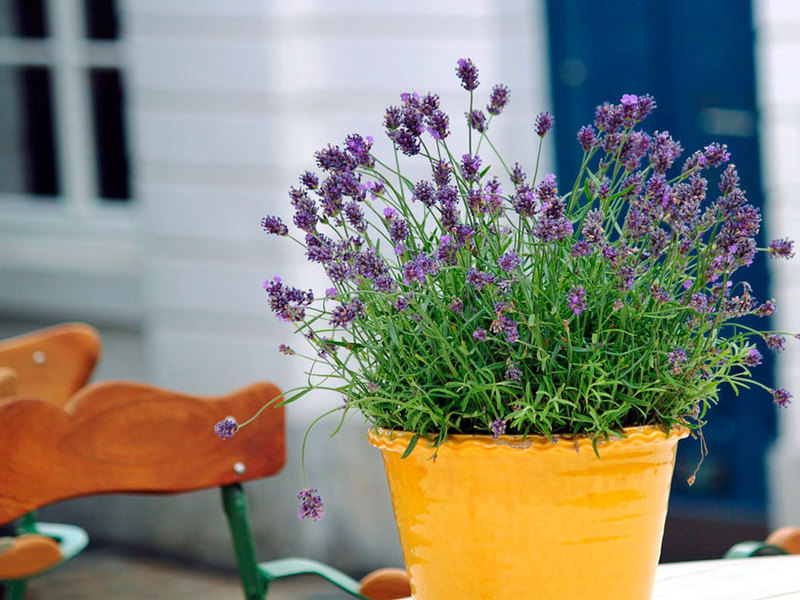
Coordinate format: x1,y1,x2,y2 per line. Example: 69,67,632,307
754,0,800,529
23,0,552,571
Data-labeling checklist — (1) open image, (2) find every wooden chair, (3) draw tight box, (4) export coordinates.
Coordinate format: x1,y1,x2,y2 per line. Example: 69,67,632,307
0,322,101,407
0,323,101,598
725,527,800,558
0,380,410,600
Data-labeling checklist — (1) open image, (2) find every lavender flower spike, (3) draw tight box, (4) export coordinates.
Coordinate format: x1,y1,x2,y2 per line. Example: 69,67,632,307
487,84,510,115
214,416,239,440
567,285,587,316
768,238,795,259
535,111,554,137
297,488,325,521
456,58,479,91
772,387,792,409
490,417,506,439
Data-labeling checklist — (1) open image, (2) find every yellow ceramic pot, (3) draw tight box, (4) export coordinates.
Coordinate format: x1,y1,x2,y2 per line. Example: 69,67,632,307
369,425,688,600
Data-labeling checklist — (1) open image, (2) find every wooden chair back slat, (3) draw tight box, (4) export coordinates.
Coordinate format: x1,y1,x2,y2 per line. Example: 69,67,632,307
0,323,101,407
0,381,285,524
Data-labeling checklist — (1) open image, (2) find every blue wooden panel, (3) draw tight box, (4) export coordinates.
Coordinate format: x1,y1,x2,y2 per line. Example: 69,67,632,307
546,0,775,512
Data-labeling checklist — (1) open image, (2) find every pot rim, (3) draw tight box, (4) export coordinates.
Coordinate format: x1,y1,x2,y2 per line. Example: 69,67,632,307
368,424,689,454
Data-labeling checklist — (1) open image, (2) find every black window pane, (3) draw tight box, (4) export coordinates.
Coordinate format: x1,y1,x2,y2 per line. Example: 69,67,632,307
89,69,129,201
0,66,58,197
84,0,118,40
0,0,47,37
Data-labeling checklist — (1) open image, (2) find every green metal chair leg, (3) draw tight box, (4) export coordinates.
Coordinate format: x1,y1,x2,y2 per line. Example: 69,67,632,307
5,579,27,600
221,484,268,600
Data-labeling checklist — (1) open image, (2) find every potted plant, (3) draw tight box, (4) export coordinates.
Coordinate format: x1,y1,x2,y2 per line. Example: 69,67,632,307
217,58,795,600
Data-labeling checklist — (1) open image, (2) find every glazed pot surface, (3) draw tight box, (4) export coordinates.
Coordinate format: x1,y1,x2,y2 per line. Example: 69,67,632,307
370,426,687,600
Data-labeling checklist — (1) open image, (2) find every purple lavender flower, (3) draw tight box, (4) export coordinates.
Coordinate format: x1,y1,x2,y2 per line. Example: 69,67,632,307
505,362,522,381
279,344,295,355
419,93,440,116
214,417,238,440
567,285,587,316
649,131,682,173
461,153,482,183
384,106,402,130
389,218,409,243
466,268,497,291
744,348,762,367
300,171,319,190
490,418,506,439
487,84,510,115
667,348,687,374
535,175,573,242
264,277,314,322
719,164,740,195
510,162,527,187
412,180,436,206
581,209,605,245
512,185,537,218
473,328,487,341
772,387,792,409
354,248,389,281
373,275,397,293
754,300,776,317
390,128,421,156
577,125,596,151
293,198,319,233
702,142,731,167
315,144,355,172
594,102,623,132
345,133,375,167
613,299,624,312
456,58,479,91
467,110,487,133
765,334,786,353
297,488,325,521
343,201,367,232
498,250,522,272
768,238,795,259
331,297,364,328
403,253,439,284
534,111,554,137
650,283,671,304
427,110,451,140
394,295,411,312
570,241,592,257
262,215,289,236
432,161,453,187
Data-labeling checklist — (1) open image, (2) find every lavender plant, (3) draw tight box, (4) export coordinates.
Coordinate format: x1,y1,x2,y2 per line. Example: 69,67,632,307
218,59,795,518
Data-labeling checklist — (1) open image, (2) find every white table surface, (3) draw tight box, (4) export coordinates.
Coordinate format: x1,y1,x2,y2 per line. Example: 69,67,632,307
652,555,800,599
398,554,800,599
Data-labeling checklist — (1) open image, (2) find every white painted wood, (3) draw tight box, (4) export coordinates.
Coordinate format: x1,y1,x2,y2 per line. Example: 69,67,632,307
46,0,98,215
755,0,800,530
394,556,800,600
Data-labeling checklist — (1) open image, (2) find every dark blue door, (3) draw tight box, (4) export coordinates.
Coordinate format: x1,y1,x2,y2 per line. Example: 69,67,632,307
546,0,775,515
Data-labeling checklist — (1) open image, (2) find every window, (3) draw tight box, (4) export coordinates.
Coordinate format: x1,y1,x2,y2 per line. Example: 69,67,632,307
0,0,130,206
0,0,140,325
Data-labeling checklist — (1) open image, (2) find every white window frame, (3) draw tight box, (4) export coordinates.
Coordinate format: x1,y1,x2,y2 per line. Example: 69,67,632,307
0,0,141,325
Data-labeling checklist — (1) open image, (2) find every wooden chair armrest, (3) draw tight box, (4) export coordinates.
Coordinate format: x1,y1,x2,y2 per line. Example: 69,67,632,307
359,568,412,600
0,534,64,580
766,527,800,554
0,367,18,400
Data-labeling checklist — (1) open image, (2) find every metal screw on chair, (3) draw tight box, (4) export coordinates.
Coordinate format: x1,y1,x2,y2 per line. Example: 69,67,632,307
234,462,246,475
32,350,46,365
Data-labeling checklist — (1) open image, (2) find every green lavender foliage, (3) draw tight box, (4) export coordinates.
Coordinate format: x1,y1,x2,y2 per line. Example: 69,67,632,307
259,61,794,447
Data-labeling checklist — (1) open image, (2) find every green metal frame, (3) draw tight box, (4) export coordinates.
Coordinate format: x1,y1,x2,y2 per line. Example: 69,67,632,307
724,540,788,559
2,485,369,600
1,513,89,600
221,483,371,600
